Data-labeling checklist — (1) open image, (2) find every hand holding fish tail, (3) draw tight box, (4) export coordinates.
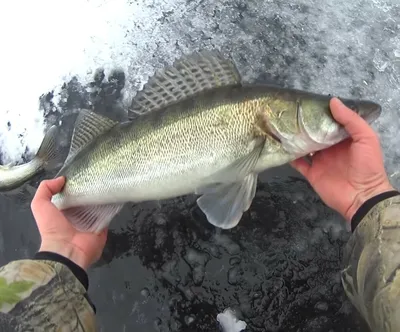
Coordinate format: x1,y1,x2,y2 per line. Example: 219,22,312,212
0,176,101,331
291,97,394,222
31,176,108,270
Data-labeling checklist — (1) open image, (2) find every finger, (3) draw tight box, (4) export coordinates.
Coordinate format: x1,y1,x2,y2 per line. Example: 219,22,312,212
37,177,65,199
31,177,65,210
96,227,109,238
290,158,311,179
329,98,376,141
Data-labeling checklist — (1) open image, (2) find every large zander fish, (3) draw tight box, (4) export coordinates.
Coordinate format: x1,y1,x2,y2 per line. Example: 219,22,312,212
50,50,381,233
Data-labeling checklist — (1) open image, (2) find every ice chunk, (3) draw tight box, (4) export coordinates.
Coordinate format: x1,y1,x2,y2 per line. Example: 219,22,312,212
217,308,247,332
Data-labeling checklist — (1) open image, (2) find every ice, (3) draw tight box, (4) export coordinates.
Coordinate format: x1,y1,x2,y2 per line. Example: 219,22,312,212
1,0,399,190
213,233,241,255
0,0,185,164
184,248,209,286
217,308,247,332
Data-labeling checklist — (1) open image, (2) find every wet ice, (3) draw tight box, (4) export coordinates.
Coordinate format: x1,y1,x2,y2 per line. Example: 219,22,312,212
184,248,209,286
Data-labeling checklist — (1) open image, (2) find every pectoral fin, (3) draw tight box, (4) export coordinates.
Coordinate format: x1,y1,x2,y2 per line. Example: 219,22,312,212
62,203,124,233
199,138,264,186
196,173,258,229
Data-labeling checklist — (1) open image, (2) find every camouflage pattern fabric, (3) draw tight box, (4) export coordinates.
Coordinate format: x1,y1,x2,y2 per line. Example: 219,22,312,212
0,259,96,332
342,195,400,332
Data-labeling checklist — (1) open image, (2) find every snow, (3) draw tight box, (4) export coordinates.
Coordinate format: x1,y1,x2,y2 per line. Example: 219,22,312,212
0,0,184,164
217,308,247,332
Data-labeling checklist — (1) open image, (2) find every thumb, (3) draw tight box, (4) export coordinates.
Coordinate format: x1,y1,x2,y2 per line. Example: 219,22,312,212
31,177,65,209
290,158,311,179
330,97,375,142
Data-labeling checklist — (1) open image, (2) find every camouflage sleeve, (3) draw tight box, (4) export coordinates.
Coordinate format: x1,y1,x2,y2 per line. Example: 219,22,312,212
0,251,97,332
341,191,400,332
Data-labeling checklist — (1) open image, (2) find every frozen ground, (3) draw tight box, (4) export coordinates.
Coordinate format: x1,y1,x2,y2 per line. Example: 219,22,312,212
0,0,399,331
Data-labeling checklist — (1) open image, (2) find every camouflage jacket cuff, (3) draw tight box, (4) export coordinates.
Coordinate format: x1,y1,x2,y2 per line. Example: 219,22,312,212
351,190,400,232
33,252,96,313
0,259,98,331
34,251,89,290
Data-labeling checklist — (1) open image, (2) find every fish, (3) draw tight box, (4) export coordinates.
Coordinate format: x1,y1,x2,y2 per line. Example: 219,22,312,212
0,125,60,193
50,50,382,233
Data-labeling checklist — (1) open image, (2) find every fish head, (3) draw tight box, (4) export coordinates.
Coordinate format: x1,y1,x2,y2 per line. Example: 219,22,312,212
262,91,382,157
298,96,382,148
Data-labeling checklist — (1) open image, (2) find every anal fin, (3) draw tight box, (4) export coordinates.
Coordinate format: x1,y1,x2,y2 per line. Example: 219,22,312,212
62,203,124,233
196,173,258,229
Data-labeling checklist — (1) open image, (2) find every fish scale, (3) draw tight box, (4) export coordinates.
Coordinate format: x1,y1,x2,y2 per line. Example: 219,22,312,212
57,87,265,203
50,50,382,233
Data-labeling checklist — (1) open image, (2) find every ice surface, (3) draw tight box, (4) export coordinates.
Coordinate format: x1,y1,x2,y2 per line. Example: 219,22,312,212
0,0,185,164
184,248,209,285
0,0,398,189
217,308,247,332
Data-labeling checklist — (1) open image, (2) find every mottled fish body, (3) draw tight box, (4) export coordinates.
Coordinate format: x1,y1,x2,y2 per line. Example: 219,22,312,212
0,126,59,192
50,50,381,233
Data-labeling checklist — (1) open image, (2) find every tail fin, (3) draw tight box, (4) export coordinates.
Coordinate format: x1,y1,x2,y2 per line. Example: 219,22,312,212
35,125,63,171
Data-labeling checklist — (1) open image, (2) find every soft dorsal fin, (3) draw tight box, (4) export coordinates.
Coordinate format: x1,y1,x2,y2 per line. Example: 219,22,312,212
64,110,118,165
128,50,242,119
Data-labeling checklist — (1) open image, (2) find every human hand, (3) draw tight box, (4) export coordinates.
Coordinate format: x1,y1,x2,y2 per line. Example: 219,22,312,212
291,97,394,222
31,176,107,270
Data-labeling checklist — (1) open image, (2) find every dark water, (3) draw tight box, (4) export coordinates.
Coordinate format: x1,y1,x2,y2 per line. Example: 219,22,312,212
89,171,370,332
2,0,399,330
0,160,369,331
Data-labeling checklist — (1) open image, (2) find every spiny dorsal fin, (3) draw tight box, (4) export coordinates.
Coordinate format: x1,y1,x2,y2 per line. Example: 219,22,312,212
128,50,242,119
64,110,118,165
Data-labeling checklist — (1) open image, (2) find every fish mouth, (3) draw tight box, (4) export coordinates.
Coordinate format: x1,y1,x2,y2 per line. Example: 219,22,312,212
339,98,382,124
